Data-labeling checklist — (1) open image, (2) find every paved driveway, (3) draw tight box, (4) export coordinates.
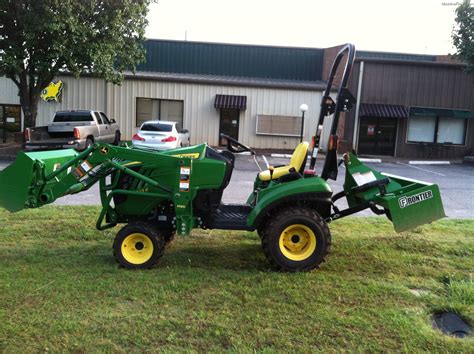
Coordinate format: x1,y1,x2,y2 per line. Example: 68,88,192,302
0,155,472,218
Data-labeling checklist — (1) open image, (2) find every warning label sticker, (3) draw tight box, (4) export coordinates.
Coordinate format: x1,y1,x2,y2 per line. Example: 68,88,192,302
179,165,191,192
72,160,93,179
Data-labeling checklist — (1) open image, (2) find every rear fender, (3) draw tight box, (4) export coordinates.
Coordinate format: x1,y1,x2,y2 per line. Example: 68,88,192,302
247,177,332,228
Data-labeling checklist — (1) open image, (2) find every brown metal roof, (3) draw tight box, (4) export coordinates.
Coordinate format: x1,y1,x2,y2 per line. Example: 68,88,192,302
360,103,408,118
214,94,247,110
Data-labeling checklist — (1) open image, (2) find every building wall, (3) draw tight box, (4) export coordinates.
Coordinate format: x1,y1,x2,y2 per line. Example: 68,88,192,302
343,60,474,158
107,78,323,149
0,75,325,149
0,76,106,129
36,76,107,126
359,62,473,109
0,76,20,105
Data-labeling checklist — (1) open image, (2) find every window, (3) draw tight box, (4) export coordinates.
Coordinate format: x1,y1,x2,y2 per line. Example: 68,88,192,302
160,100,183,123
0,105,21,133
54,112,94,122
407,116,436,143
140,122,173,132
256,115,303,137
437,117,466,144
95,113,104,124
100,112,111,125
136,98,183,127
407,114,467,145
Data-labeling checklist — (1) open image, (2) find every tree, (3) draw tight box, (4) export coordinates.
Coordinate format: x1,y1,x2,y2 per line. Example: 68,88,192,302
0,0,149,128
452,0,474,73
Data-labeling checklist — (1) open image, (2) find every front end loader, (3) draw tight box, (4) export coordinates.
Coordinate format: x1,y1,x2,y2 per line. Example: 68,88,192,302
0,44,445,271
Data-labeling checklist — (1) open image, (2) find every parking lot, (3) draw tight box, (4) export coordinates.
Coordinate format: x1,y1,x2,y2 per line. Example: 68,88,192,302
0,155,472,218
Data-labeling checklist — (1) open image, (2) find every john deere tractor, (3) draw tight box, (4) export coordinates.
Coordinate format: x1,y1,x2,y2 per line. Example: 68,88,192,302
0,44,445,271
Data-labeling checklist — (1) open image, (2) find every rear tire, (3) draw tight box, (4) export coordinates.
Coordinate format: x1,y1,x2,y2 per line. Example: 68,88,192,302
261,207,331,272
85,138,94,150
113,131,121,146
113,221,165,269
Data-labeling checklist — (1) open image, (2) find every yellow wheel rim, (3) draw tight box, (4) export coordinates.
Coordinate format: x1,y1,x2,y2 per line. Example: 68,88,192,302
121,233,154,265
279,224,317,261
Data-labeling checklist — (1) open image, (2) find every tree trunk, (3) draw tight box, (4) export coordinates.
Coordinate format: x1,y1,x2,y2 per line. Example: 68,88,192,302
19,93,39,129
17,74,41,129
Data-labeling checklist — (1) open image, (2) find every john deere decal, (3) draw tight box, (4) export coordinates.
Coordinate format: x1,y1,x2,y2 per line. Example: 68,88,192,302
40,81,63,102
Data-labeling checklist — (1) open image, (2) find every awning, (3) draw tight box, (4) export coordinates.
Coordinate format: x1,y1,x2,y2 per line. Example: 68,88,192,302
360,103,408,118
410,107,473,119
214,95,247,110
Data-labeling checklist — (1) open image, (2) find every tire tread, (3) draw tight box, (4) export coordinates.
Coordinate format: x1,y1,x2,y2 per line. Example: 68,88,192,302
261,206,331,272
113,221,165,269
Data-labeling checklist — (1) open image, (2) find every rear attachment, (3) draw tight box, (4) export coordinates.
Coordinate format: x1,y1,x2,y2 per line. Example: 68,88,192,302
336,153,445,232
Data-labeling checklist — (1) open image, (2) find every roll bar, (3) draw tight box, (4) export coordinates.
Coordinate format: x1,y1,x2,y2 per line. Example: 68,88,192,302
309,43,356,180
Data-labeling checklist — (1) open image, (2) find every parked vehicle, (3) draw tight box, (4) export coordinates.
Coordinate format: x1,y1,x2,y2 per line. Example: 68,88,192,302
24,110,121,151
132,120,190,150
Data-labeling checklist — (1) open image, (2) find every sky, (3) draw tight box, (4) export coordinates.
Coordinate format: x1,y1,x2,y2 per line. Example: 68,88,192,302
145,0,466,55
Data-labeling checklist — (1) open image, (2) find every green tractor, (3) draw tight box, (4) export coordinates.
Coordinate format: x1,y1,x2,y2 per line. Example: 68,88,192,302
0,44,445,271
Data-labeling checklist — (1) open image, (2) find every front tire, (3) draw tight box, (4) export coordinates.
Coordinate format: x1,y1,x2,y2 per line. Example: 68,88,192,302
113,222,165,269
163,229,175,244
261,207,331,272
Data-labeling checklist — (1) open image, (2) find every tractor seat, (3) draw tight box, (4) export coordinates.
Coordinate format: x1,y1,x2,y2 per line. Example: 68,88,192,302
258,142,309,182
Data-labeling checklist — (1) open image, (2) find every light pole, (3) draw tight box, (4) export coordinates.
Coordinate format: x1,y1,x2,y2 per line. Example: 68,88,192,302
299,104,308,143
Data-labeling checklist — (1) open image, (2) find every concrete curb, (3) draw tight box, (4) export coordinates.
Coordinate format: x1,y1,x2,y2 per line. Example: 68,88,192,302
463,156,474,164
270,153,292,158
359,158,382,163
409,161,450,165
270,153,314,159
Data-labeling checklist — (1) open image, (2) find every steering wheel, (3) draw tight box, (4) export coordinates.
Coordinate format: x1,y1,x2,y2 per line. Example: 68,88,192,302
220,133,256,155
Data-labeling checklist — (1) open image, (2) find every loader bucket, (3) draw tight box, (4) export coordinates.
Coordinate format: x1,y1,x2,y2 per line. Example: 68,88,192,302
344,153,445,233
0,149,79,212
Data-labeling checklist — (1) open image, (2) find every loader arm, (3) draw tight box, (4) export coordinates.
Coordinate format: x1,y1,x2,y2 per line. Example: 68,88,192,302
0,144,171,210
0,143,210,233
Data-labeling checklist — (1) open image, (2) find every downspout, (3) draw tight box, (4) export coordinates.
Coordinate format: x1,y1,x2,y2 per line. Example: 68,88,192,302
352,61,364,151
104,81,108,114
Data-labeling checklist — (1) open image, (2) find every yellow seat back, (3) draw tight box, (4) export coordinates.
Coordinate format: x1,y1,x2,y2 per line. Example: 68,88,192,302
289,142,309,172
258,141,309,181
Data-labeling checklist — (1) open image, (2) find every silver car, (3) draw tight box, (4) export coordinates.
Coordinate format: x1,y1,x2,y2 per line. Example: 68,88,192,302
132,120,190,150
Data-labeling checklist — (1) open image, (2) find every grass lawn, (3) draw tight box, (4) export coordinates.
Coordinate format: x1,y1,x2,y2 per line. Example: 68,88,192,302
0,206,473,352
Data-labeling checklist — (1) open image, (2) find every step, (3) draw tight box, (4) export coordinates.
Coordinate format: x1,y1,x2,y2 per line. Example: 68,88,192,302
212,204,254,231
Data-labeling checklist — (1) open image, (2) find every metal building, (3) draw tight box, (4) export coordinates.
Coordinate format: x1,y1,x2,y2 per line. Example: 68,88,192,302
0,39,473,158
330,46,474,159
0,40,328,149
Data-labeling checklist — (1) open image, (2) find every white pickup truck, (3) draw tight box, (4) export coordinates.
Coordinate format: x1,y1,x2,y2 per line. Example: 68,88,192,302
24,110,121,151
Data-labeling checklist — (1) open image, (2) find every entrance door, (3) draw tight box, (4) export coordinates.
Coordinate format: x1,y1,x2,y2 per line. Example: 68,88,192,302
219,108,240,145
358,116,397,156
0,105,21,144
